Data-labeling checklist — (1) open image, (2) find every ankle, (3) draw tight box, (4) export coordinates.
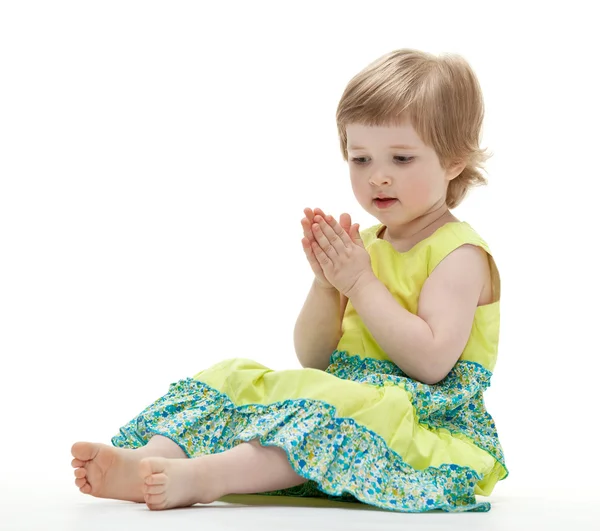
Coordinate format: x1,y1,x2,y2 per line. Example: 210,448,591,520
195,456,226,502
139,435,187,459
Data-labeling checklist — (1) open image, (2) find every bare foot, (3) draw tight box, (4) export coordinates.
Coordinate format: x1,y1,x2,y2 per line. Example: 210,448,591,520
71,442,145,503
139,457,222,510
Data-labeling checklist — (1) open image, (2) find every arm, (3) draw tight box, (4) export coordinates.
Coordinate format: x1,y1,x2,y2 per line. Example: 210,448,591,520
346,244,488,384
294,279,344,370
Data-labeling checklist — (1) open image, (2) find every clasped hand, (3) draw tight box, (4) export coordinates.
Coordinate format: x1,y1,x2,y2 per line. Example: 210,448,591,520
308,213,374,297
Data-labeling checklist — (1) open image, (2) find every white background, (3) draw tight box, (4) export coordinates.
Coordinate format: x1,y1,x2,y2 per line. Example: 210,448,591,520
1,1,599,529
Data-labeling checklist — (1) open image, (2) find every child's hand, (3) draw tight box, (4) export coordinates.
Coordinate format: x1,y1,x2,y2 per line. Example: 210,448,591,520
310,214,374,297
301,208,358,290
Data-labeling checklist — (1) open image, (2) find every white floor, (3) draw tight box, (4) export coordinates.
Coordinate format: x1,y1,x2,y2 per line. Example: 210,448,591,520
2,477,597,531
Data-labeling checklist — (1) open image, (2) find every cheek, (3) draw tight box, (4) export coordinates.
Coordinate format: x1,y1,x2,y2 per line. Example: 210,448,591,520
349,171,366,194
401,177,432,203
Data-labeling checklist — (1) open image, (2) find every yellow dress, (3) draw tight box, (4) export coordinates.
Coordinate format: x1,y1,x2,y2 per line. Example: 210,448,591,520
112,221,508,513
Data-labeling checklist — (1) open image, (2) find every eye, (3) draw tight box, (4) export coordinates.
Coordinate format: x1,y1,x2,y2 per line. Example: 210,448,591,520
350,156,414,165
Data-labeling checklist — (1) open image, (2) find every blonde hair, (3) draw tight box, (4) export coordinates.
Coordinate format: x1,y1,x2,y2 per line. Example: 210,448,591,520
336,49,491,208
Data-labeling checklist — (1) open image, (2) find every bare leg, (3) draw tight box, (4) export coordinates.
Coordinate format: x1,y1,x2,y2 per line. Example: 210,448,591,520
139,439,308,510
71,435,187,502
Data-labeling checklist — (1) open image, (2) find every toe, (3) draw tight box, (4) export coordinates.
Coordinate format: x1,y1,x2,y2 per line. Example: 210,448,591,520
146,503,164,511
71,442,98,461
75,477,87,489
145,493,167,510
74,468,87,479
144,473,167,486
143,484,166,495
139,457,168,481
71,458,85,468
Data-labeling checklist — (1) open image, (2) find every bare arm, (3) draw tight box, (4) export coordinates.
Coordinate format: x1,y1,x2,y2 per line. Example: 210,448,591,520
294,280,344,370
346,245,488,384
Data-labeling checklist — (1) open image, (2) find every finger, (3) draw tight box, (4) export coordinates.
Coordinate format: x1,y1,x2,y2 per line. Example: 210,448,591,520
312,217,339,259
311,241,331,269
315,215,347,255
301,217,316,242
304,208,315,224
307,209,323,240
322,214,354,248
314,207,327,220
339,212,352,234
303,209,316,235
302,238,324,272
352,223,364,247
302,236,318,259
302,234,323,262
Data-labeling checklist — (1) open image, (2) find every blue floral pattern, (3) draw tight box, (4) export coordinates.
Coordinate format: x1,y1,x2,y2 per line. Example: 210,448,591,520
112,351,505,512
326,350,507,470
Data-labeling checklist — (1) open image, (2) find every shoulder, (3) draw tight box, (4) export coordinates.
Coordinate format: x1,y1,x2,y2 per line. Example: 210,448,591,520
428,221,491,269
427,243,490,299
436,222,497,305
429,221,495,306
417,243,493,382
420,222,495,320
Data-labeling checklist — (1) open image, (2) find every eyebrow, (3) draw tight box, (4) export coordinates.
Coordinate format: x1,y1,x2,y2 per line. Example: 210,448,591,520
348,144,418,150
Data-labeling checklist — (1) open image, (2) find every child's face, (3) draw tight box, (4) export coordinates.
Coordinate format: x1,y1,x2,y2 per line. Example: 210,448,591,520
346,121,459,226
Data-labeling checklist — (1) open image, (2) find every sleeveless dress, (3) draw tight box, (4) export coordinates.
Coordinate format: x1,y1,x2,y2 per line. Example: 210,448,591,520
112,221,508,513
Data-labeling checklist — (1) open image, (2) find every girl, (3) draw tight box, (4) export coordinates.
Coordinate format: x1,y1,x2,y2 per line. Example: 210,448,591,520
71,48,507,513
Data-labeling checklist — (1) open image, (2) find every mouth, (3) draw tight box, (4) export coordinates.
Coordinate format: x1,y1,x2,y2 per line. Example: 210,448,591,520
373,198,398,209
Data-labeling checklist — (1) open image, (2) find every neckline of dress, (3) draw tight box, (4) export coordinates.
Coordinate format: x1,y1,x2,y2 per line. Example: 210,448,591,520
373,221,467,255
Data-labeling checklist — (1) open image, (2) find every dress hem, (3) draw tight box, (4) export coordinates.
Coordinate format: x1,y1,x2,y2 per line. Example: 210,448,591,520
112,378,492,513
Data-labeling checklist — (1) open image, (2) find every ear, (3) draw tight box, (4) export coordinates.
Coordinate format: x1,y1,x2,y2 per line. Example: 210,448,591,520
445,160,467,181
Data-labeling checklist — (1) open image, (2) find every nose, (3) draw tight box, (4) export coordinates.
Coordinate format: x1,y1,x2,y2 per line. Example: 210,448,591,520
369,170,392,187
